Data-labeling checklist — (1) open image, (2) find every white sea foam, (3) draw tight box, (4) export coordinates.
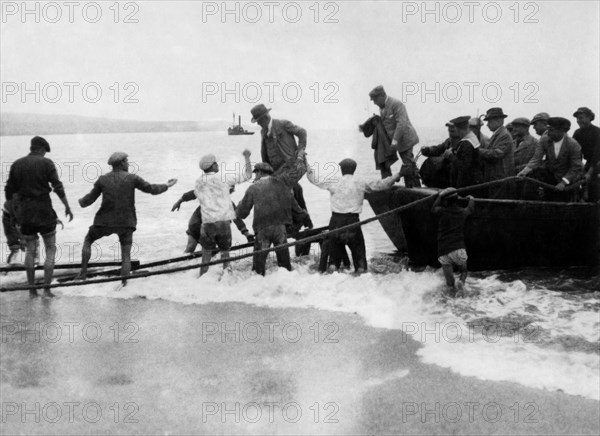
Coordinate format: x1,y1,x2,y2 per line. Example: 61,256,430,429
54,256,600,401
2,131,598,401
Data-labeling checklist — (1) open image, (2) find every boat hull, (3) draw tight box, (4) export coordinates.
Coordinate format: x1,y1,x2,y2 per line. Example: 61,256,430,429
367,187,600,271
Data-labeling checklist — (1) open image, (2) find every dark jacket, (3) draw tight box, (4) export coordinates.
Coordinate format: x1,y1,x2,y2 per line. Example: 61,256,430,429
261,119,307,173
526,134,583,183
79,170,168,229
445,133,482,188
573,124,600,172
432,197,475,257
236,162,306,233
5,151,65,200
514,134,538,173
360,115,399,170
479,126,515,182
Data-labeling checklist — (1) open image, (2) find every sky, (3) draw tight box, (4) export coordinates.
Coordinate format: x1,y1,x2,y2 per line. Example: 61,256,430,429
1,0,599,133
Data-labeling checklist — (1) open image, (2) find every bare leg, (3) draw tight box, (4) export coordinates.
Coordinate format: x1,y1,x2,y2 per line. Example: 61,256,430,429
120,243,132,286
458,266,468,284
199,249,212,277
184,235,198,254
24,237,38,296
78,239,92,280
41,232,56,297
442,264,455,288
221,250,230,271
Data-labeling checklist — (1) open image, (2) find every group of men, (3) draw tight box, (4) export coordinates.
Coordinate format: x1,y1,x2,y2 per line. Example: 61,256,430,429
420,107,600,202
3,84,599,296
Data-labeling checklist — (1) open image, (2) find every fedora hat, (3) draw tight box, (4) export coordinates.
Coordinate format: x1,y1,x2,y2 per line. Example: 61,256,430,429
483,107,508,121
250,104,272,123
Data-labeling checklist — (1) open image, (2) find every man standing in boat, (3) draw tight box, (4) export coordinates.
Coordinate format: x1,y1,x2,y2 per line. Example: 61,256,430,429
512,117,538,173
530,112,550,138
77,152,177,285
517,117,583,201
439,116,482,188
572,107,600,202
368,86,421,187
420,120,462,188
479,107,515,198
5,136,74,297
250,104,314,231
469,117,490,148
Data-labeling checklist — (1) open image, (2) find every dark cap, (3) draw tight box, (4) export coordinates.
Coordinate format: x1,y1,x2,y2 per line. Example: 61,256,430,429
250,104,272,123
448,116,470,128
573,107,595,121
108,151,128,166
547,117,571,132
253,162,274,174
369,85,386,99
483,107,508,121
30,136,50,152
530,112,550,124
511,117,531,127
339,158,357,175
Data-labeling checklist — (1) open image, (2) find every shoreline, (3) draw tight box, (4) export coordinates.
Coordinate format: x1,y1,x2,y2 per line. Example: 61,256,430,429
1,294,598,435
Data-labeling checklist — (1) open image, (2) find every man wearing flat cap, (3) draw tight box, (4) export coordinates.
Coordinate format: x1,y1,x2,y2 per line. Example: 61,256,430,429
250,103,313,229
420,121,462,188
439,116,482,188
368,86,420,187
78,152,178,285
573,107,600,202
236,159,307,276
194,150,252,277
5,136,73,297
512,117,538,173
530,112,550,137
479,107,515,197
518,117,583,201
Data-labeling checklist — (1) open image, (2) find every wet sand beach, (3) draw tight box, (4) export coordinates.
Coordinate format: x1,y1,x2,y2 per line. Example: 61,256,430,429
1,294,598,435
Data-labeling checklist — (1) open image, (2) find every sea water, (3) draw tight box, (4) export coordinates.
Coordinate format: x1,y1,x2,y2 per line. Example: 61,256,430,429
1,129,598,401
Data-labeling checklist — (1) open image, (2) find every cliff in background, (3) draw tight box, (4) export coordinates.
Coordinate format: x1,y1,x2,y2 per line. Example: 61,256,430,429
0,113,234,136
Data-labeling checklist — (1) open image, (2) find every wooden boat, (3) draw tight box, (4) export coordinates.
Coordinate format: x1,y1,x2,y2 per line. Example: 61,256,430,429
366,186,600,271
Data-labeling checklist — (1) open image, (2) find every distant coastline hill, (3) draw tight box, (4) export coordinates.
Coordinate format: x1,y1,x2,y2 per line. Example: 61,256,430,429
0,113,233,136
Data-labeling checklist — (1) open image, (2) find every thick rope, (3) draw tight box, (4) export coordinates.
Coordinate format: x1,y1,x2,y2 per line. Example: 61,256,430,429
0,195,437,292
0,175,587,292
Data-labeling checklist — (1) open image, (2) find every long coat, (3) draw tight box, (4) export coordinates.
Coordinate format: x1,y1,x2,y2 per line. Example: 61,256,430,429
379,96,419,153
261,119,307,173
479,125,515,182
360,115,398,170
514,134,538,173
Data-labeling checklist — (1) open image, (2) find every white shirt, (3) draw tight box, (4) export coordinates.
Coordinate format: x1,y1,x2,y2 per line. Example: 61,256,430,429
307,171,395,214
553,136,564,157
194,169,250,223
266,118,273,136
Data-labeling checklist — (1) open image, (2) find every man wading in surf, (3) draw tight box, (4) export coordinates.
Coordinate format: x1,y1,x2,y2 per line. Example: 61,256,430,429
77,152,177,287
